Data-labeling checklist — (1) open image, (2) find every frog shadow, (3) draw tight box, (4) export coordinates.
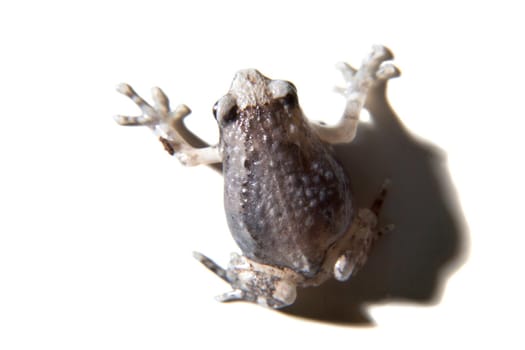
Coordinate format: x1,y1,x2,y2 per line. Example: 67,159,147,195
281,83,468,325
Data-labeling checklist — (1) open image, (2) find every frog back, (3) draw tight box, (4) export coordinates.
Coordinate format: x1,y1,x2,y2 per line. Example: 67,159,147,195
221,103,353,277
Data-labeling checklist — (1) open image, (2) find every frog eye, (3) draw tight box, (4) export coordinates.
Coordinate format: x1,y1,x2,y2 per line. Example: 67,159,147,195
212,101,219,120
214,95,238,124
269,80,298,108
282,89,298,108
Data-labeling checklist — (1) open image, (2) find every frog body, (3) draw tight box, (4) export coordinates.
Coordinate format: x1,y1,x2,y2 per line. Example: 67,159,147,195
114,45,399,308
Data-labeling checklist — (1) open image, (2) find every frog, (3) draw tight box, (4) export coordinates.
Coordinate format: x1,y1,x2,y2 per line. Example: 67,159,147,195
114,45,399,309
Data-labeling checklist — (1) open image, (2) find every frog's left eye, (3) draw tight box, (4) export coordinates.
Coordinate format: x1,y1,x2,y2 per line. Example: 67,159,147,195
214,95,238,124
212,101,219,120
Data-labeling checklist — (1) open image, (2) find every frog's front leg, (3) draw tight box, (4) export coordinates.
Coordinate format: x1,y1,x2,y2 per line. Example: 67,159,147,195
311,45,400,144
114,83,222,166
193,252,298,309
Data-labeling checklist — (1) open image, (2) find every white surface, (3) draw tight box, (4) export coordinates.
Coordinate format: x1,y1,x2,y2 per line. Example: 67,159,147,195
0,1,523,349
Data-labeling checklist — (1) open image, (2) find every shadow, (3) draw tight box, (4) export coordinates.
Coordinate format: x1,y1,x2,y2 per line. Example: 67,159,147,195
282,82,468,324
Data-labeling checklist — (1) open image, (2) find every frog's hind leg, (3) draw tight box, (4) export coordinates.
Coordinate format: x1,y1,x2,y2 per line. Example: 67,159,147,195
371,179,391,216
333,180,393,281
193,252,298,309
192,251,231,283
192,252,257,303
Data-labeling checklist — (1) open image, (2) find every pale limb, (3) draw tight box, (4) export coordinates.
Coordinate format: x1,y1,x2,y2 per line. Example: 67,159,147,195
193,251,298,309
114,84,222,166
311,45,400,144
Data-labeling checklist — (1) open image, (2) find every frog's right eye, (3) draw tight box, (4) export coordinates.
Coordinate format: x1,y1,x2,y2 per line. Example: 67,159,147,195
214,95,238,124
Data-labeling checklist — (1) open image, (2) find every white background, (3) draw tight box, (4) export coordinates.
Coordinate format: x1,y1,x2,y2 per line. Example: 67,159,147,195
1,1,523,349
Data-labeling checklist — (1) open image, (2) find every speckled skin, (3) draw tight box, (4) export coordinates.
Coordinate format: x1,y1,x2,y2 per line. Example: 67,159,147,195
220,100,353,278
114,45,399,308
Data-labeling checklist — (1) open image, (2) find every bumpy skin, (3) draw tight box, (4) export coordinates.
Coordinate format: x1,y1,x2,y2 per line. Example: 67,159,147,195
114,45,399,308
220,100,353,278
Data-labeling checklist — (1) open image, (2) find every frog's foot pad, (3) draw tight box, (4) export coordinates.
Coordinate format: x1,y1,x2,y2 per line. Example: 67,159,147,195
114,83,191,140
335,45,400,97
193,252,298,309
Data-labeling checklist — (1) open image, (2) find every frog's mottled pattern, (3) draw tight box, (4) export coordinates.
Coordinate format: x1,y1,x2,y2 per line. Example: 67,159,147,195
221,101,353,277
114,45,400,308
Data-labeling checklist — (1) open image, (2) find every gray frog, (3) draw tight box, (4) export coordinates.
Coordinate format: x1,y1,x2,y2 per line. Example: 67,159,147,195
114,45,399,308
